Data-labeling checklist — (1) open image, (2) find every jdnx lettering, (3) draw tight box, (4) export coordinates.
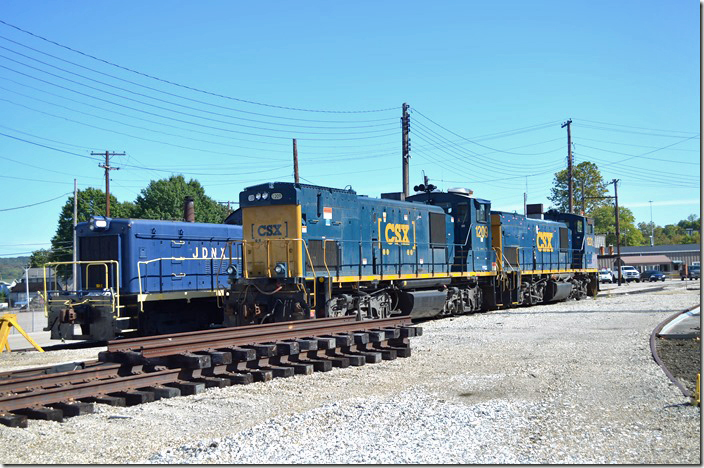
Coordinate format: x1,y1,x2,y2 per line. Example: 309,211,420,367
385,223,411,245
192,247,226,259
537,232,554,252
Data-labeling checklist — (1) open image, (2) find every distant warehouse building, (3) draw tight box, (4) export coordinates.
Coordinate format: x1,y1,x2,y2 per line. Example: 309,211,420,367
596,240,700,273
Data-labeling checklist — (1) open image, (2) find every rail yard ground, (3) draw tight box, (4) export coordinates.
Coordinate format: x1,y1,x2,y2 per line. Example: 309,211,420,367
0,281,700,464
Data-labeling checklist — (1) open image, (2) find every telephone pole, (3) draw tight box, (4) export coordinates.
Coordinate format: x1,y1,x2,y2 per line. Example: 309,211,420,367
561,119,573,213
93,150,124,217
401,103,410,200
613,179,623,286
292,139,300,184
73,178,77,291
649,200,654,246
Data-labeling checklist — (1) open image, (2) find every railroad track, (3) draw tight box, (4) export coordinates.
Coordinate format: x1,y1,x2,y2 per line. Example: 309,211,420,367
0,316,421,428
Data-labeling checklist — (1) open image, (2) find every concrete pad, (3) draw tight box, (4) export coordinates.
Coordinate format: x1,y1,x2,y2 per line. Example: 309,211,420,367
5,331,84,351
659,307,701,338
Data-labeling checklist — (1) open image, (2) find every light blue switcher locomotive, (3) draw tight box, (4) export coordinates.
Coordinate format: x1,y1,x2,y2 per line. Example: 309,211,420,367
45,216,242,341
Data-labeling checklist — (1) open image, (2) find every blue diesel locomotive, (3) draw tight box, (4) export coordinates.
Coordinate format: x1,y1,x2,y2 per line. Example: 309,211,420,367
45,217,242,341
224,182,598,325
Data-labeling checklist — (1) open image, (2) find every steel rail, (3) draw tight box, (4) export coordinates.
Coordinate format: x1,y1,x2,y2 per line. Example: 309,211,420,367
0,360,100,380
109,316,359,350
0,317,418,422
120,317,412,358
0,363,122,395
0,368,183,412
141,318,411,359
109,316,407,352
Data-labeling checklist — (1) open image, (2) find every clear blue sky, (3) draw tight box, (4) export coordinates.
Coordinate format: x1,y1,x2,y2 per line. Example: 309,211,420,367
0,0,699,258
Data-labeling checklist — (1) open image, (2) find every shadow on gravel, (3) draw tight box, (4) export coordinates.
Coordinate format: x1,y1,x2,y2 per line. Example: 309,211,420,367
491,308,679,316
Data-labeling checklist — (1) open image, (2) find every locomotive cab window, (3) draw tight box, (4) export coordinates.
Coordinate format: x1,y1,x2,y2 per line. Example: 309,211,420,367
455,203,468,224
576,220,583,233
475,202,488,223
435,203,452,215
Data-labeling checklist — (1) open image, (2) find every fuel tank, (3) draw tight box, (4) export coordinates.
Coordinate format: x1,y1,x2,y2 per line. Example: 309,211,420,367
544,281,573,303
397,290,447,319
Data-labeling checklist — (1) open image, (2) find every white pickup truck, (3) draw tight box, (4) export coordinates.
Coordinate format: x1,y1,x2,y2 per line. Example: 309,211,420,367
620,265,641,282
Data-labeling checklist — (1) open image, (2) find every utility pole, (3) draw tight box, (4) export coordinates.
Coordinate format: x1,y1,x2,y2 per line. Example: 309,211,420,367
613,179,622,286
73,178,77,291
292,139,299,184
561,119,573,213
93,150,124,217
581,179,586,215
649,200,654,246
24,266,29,313
401,103,410,200
524,176,528,215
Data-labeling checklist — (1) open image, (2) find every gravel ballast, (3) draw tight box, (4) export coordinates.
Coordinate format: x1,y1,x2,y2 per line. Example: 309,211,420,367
0,281,700,464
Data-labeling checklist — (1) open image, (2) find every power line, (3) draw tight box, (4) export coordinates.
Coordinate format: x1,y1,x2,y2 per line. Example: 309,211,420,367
576,136,699,153
0,57,400,140
0,19,398,114
577,143,700,165
582,134,700,168
0,37,400,128
576,118,699,136
0,192,70,212
577,123,701,139
411,108,561,156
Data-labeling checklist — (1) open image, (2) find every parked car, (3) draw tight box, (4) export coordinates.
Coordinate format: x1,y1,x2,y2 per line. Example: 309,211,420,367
688,265,700,280
598,269,614,283
640,270,666,282
620,265,641,282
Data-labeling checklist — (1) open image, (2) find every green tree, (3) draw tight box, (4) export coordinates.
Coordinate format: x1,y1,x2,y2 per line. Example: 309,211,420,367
132,175,229,223
548,161,610,214
637,215,700,245
591,205,645,247
49,188,135,264
29,249,52,268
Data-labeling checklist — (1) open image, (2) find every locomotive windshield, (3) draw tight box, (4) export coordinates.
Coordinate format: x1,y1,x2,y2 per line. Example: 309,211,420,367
475,202,488,223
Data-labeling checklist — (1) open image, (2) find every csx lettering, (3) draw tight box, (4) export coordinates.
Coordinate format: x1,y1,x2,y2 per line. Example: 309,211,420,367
192,247,226,259
475,225,489,240
537,232,554,252
257,224,282,236
384,223,410,245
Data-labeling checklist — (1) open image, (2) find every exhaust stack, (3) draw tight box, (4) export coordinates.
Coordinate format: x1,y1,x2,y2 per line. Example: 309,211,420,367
184,196,195,222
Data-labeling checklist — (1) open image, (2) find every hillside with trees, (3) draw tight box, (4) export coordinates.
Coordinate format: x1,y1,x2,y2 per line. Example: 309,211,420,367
0,256,30,282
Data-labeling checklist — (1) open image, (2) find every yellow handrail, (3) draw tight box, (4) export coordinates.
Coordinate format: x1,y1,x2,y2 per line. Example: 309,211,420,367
43,260,120,318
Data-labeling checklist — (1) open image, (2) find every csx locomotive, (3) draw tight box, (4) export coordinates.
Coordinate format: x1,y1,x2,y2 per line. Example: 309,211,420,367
45,217,242,341
224,182,598,325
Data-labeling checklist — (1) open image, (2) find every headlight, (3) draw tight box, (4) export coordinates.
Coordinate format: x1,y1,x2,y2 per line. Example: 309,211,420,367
274,263,287,276
261,192,269,200
255,193,262,200
226,265,237,276
90,216,109,230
